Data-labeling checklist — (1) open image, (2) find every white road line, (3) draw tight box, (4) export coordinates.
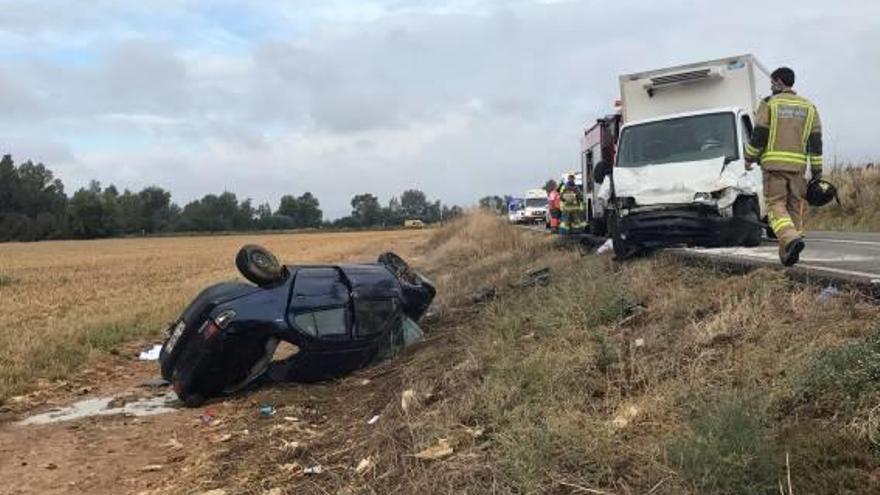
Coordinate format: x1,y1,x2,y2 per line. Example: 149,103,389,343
809,238,880,248
794,263,880,282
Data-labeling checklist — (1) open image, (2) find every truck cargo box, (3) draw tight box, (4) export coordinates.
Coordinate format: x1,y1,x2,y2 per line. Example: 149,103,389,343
619,54,770,124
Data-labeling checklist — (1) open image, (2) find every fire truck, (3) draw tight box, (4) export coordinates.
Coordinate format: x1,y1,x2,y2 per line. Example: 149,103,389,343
579,110,622,236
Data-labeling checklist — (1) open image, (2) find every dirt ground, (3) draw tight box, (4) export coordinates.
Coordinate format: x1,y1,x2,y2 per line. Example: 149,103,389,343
0,228,432,495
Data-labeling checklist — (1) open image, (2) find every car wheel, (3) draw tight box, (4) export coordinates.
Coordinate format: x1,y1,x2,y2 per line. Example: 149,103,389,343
236,244,286,286
609,212,636,260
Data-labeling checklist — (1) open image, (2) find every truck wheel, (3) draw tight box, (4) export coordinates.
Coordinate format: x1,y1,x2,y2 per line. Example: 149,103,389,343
733,198,762,247
609,212,635,260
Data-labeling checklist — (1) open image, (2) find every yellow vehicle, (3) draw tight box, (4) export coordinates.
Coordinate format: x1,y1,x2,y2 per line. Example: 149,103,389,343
404,219,425,229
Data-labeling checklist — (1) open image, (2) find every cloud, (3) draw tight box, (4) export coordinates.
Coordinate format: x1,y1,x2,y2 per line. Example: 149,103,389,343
1,0,879,219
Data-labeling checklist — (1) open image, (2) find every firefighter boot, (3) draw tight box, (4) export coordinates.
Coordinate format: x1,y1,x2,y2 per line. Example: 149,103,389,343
780,237,805,266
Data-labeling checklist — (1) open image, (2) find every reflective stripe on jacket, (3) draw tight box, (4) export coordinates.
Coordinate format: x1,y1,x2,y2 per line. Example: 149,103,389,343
745,89,823,173
559,185,583,212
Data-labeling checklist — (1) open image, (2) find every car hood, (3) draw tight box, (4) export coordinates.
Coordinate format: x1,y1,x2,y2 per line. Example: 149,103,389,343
614,157,760,205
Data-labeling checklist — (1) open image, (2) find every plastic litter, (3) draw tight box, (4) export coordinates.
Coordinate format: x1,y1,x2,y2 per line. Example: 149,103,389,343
200,408,217,425
818,285,841,301
259,404,276,418
597,238,614,254
303,465,324,475
367,414,381,425
401,389,416,414
355,457,374,475
138,344,162,361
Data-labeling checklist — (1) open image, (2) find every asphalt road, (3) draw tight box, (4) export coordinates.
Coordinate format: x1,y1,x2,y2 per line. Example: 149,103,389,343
675,231,880,288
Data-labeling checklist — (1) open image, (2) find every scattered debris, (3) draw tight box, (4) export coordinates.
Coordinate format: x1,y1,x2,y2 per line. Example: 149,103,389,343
597,238,614,254
634,338,645,347
401,389,416,414
199,489,227,495
259,404,276,418
138,344,163,361
215,433,233,443
414,438,454,461
355,456,374,475
200,408,218,425
43,463,58,470
818,285,841,301
367,414,381,425
303,465,324,475
140,464,164,472
359,379,371,386
265,489,284,495
282,416,300,422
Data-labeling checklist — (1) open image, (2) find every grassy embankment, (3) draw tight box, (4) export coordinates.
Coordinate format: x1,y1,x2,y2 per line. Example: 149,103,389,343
0,229,430,404
168,212,880,495
809,164,880,231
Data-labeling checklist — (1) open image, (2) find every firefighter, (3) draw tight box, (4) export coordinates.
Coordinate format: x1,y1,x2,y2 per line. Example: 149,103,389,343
547,182,561,233
745,67,822,266
558,173,585,235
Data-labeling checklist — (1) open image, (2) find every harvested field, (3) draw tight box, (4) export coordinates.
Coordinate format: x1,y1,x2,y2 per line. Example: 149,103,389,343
0,229,431,403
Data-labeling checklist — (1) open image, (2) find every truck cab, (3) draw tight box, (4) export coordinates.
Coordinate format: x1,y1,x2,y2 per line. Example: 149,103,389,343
607,55,770,257
580,112,621,237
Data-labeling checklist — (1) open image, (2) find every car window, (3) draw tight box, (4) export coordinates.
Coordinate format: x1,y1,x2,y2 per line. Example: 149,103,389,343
294,308,349,338
353,299,400,338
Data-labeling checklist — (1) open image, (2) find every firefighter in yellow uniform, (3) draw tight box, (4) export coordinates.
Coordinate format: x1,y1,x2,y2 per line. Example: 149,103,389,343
745,67,822,266
558,173,585,235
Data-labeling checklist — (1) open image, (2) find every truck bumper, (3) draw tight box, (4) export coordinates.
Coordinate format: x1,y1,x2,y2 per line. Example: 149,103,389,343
618,205,754,248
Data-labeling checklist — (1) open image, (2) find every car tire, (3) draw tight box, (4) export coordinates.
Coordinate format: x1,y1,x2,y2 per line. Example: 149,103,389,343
733,198,762,247
236,244,286,286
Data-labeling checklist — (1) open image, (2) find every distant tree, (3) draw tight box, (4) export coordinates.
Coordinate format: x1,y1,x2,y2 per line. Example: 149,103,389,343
351,193,382,227
139,186,174,233
69,181,117,238
0,155,69,241
278,192,323,228
400,189,428,219
176,191,255,232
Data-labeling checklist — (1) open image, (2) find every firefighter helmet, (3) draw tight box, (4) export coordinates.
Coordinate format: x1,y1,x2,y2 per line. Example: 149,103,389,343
806,179,838,207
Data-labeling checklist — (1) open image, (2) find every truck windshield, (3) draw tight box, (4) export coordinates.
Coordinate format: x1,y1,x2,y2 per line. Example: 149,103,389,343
525,198,547,207
617,112,737,167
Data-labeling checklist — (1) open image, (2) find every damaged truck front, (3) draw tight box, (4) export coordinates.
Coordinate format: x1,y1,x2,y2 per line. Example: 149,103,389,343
606,55,771,257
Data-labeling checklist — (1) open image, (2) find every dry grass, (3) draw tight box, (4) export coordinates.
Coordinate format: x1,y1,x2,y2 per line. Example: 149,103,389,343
0,229,431,403
148,212,880,495
808,164,880,231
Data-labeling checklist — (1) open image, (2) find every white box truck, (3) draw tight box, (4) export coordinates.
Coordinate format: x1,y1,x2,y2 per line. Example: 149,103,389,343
522,188,549,224
605,54,771,257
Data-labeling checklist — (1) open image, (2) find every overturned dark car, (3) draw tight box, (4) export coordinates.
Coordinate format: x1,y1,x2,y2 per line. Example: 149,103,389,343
159,246,435,406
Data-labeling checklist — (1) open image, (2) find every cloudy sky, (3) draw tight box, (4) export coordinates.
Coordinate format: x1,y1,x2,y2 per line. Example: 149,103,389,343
2,0,878,218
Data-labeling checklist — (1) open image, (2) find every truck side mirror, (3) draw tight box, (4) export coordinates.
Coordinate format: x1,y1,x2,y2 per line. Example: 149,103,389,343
594,161,611,184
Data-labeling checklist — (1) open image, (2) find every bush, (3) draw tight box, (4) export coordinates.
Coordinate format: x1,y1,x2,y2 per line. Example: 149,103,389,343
669,394,781,495
797,328,880,412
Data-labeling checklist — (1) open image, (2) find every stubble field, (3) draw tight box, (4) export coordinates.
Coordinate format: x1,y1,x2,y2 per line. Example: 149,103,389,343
0,229,432,404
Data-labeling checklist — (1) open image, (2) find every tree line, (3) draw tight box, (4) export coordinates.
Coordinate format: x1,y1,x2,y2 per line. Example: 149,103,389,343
0,154,461,242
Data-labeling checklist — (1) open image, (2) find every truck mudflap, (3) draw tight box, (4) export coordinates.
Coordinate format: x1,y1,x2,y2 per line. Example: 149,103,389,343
618,205,759,249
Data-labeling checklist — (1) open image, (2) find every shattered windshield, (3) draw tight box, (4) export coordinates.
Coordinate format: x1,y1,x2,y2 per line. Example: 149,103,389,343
617,112,737,167
525,198,547,207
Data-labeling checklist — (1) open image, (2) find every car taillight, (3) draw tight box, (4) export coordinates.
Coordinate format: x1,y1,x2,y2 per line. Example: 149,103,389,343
202,321,220,340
